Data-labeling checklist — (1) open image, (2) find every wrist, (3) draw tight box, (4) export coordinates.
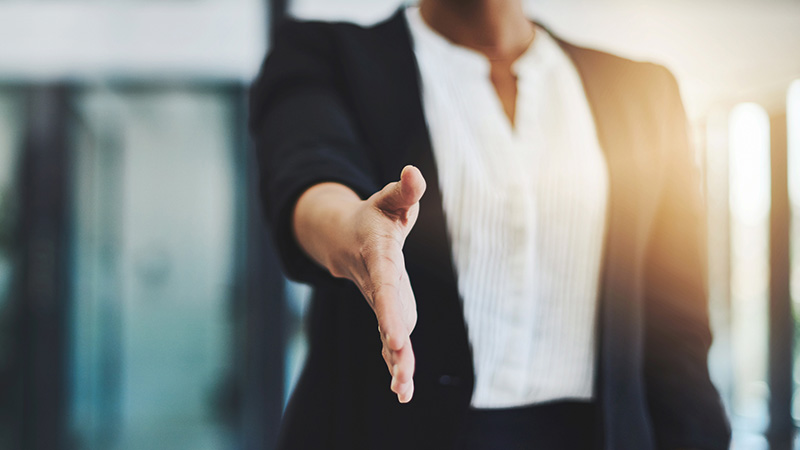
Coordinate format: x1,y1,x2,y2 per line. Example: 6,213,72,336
324,198,363,280
293,182,364,281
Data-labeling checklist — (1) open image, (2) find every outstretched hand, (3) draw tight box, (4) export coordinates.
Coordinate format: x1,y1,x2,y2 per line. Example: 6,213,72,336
293,165,426,403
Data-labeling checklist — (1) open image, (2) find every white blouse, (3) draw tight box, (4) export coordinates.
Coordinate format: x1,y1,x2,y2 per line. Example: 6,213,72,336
405,6,609,408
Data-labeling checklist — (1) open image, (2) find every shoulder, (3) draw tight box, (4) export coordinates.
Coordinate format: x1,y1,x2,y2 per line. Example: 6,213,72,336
249,10,410,130
249,12,404,94
561,38,676,95
553,36,682,122
267,9,406,61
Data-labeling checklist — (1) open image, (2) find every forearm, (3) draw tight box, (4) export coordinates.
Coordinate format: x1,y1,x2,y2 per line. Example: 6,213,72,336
292,182,361,280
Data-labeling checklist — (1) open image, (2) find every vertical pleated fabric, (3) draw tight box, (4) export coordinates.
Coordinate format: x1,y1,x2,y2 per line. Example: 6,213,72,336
406,7,609,408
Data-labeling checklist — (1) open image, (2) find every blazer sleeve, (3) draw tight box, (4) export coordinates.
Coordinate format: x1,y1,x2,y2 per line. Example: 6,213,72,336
642,66,731,450
248,20,380,284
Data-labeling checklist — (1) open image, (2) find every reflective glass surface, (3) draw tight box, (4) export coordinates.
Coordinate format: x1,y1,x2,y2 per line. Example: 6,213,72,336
69,87,239,450
0,88,24,450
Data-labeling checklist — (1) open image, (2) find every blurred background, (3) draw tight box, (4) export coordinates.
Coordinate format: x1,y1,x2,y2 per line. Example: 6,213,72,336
0,0,797,449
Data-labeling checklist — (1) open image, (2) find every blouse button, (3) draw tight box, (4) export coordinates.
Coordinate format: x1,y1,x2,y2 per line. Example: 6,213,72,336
438,375,461,386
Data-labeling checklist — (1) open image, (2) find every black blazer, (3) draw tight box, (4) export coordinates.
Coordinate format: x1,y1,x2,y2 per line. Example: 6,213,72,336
249,9,731,450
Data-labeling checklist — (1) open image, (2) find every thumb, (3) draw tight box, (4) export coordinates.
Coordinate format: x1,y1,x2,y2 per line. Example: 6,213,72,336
374,165,426,215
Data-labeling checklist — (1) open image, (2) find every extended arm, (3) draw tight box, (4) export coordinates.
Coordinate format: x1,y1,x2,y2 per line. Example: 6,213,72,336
249,19,425,403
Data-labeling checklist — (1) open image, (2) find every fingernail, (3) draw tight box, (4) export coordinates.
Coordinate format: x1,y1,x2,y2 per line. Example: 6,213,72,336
398,390,411,403
402,165,417,177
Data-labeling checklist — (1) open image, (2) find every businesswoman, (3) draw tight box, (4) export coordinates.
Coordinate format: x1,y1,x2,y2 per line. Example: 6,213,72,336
249,0,731,448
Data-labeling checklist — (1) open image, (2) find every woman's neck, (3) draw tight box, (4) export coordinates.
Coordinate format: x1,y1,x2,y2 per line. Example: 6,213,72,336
418,0,534,61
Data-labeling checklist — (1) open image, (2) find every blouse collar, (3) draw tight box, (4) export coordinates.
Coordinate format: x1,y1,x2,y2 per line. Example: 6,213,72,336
404,5,557,79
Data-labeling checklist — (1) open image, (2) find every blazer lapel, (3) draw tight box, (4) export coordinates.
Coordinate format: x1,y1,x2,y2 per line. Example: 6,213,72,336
554,35,665,448
361,9,460,289
356,11,478,400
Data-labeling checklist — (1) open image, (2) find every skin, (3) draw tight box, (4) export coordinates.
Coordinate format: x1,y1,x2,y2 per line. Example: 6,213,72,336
292,0,536,404
419,0,535,126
